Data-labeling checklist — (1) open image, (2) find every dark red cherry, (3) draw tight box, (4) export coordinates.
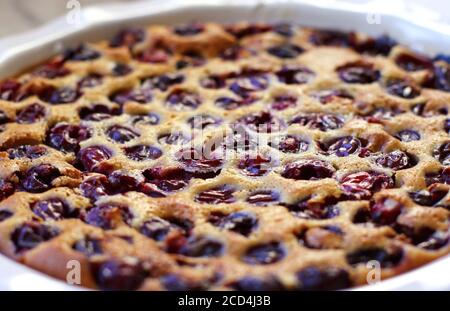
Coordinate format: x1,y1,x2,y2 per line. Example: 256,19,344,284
246,190,280,206
166,90,201,110
136,47,171,63
395,53,432,72
174,23,204,36
238,154,272,176
0,80,28,102
130,113,160,126
313,89,354,104
0,210,13,222
158,132,190,145
309,30,356,47
195,185,236,204
109,28,145,48
37,86,80,104
176,147,223,179
63,44,100,61
124,145,162,161
85,204,132,230
282,159,335,180
31,198,77,220
16,103,46,124
229,74,269,98
425,167,450,186
370,197,403,225
176,51,205,68
177,236,224,257
411,103,426,116
355,35,397,56
77,146,112,172
271,95,297,110
110,87,153,105
112,63,132,76
425,63,450,92
337,61,380,84
80,175,110,201
106,125,139,143
210,211,258,236
11,222,59,252
141,74,184,92
320,136,362,157
242,242,285,265
363,106,405,123
340,171,394,200
92,259,148,291
231,276,285,291
433,142,450,165
141,167,191,197
444,119,450,134
267,44,303,59
297,267,351,290
187,114,221,129
375,150,417,170
47,123,91,153
73,237,103,257
200,75,226,89
215,96,256,110
108,170,143,194
276,65,315,84
236,111,285,133
140,217,192,241
21,164,60,193
271,135,309,154
346,247,403,268
79,104,120,121
226,24,272,38
409,187,447,207
285,197,340,219
395,129,420,142
33,63,70,79
395,225,449,250
385,78,420,99
289,113,344,131
77,74,103,89
7,145,47,159
0,179,15,201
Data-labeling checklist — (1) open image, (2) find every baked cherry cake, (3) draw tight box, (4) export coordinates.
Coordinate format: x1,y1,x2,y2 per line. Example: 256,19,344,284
0,22,449,291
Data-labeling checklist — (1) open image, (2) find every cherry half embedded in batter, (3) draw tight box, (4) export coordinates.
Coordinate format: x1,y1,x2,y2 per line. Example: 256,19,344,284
109,28,145,48
80,174,110,201
309,29,356,47
236,111,286,133
340,171,394,200
16,103,47,124
11,222,60,252
141,167,192,197
31,198,77,221
337,61,380,84
173,23,204,36
37,86,80,104
195,185,236,204
158,132,190,145
63,44,100,61
91,259,148,291
395,52,432,72
177,236,224,257
140,217,192,241
187,114,222,129
312,89,354,104
276,65,315,85
229,74,269,98
370,197,403,225
282,159,336,180
210,211,258,236
271,95,297,110
289,113,344,131
246,190,280,206
77,145,113,172
284,196,340,220
375,150,417,171
409,187,448,207
78,104,121,121
346,247,403,268
395,129,421,142
8,145,47,159
124,145,162,161
0,179,15,201
385,78,421,99
215,96,257,110
47,123,91,153
296,267,351,291
242,241,285,265
77,74,103,90
33,62,70,79
106,125,139,143
425,167,450,186
166,90,201,111
73,236,103,257
267,44,304,59
108,170,143,194
176,147,223,179
21,164,60,193
319,136,363,157
238,154,273,177
433,141,450,165
85,204,132,230
0,80,29,102
273,135,309,153
131,113,160,126
141,74,184,92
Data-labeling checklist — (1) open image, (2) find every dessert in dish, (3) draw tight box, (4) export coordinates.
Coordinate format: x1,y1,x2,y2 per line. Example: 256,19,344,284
0,22,449,290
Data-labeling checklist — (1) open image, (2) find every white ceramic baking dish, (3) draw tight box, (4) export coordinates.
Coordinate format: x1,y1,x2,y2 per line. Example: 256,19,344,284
0,0,449,291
